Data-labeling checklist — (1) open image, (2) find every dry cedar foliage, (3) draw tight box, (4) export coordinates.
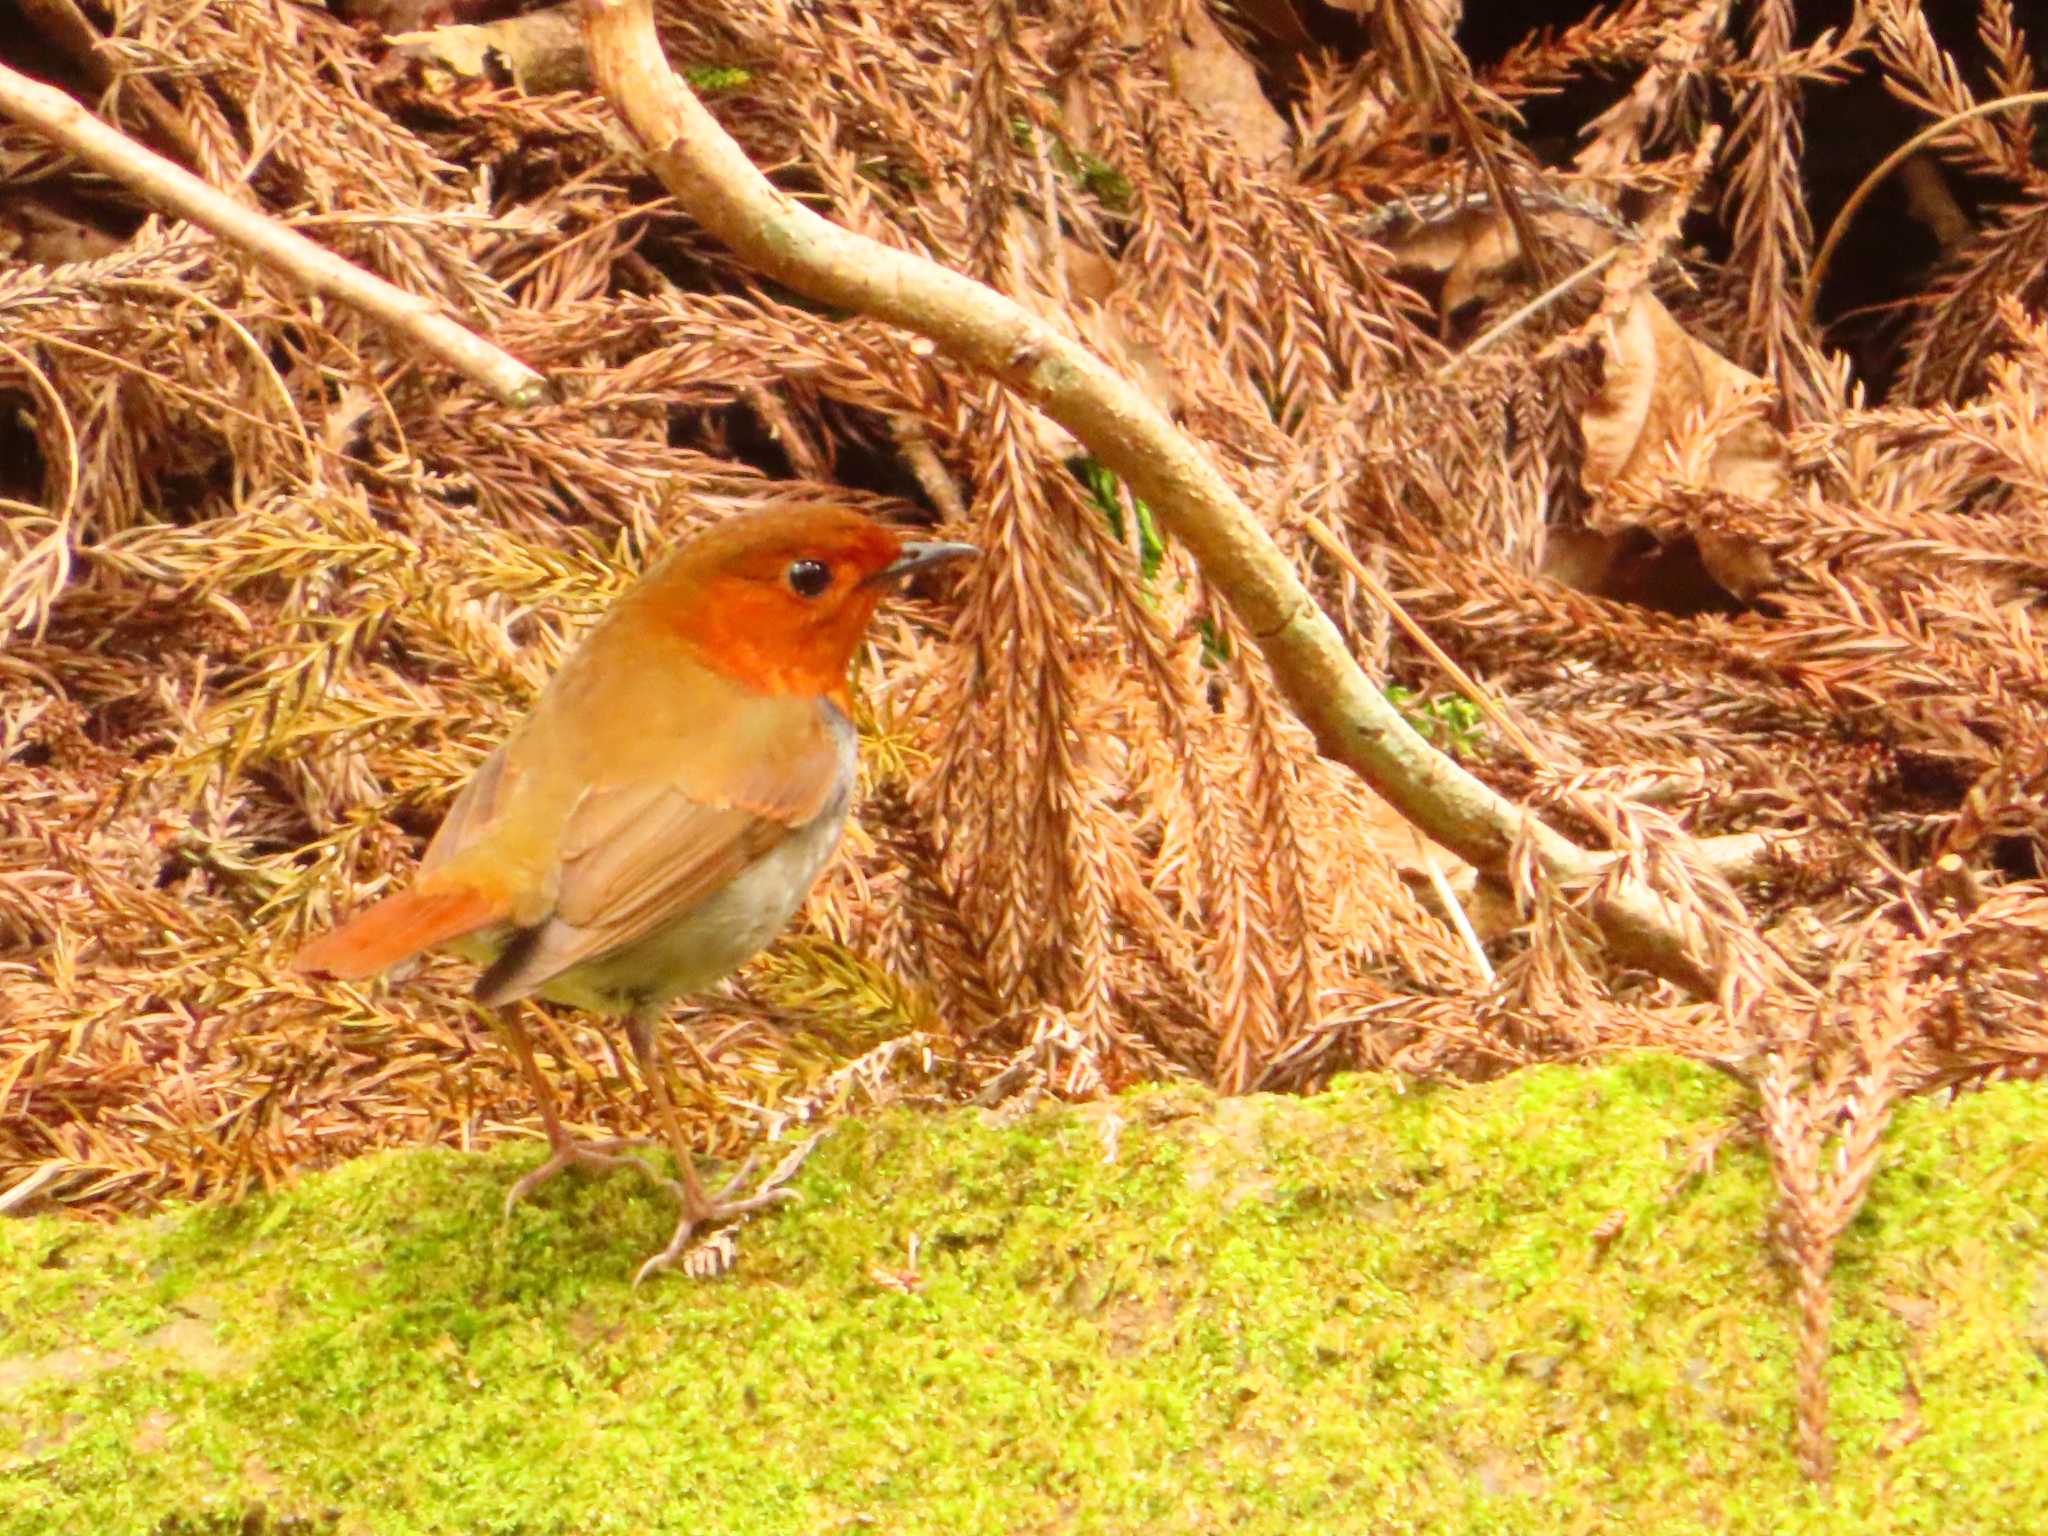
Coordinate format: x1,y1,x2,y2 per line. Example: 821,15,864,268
3,0,2048,1479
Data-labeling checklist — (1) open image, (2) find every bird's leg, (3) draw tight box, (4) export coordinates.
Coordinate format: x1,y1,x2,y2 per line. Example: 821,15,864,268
496,1008,679,1216
625,1009,808,1284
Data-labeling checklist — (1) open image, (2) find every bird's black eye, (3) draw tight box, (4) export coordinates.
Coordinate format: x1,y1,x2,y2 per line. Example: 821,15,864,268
786,558,832,598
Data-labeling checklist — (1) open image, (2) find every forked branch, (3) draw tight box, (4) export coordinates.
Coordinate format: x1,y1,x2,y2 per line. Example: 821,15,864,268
579,0,1739,997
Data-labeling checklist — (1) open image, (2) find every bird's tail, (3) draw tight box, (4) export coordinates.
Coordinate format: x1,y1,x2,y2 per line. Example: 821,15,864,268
294,875,505,980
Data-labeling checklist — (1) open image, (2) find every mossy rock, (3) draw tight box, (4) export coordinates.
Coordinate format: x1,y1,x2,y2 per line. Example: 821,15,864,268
3,1055,2044,1534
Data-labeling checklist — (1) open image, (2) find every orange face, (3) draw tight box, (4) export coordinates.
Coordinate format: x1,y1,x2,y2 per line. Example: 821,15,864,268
650,506,971,710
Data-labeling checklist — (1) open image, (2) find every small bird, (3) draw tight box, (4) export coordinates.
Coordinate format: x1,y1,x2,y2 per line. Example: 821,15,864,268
295,504,975,1281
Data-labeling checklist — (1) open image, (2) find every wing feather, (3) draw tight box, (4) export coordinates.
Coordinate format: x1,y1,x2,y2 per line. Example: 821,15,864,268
421,744,514,873
473,709,847,1005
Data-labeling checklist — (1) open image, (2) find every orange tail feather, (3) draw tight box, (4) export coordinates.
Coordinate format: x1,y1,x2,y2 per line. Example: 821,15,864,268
294,878,506,980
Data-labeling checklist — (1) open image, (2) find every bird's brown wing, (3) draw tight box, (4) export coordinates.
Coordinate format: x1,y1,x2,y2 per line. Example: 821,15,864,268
471,709,847,1005
420,743,515,874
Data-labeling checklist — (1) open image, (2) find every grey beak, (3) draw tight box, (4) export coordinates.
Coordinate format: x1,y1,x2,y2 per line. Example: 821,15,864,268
867,540,979,587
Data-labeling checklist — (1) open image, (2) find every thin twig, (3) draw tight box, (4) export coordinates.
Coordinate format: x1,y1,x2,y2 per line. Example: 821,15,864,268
0,60,550,408
1805,89,2048,324
1413,831,1494,983
1301,514,1558,766
0,1161,69,1213
14,0,208,168
1440,245,1622,376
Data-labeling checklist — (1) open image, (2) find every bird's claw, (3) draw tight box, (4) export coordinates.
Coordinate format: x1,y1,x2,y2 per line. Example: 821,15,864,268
629,1186,800,1287
630,1133,822,1286
503,1136,677,1218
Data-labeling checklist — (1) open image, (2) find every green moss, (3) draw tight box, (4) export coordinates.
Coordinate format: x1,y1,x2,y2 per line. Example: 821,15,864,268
681,64,752,95
3,1056,2044,1535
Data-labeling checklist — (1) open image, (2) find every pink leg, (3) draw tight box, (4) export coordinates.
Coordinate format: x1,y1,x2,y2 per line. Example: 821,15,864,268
496,1010,680,1216
625,1010,812,1284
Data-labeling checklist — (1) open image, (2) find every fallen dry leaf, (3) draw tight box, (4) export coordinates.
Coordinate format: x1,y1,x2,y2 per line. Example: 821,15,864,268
1582,291,1785,499
1163,5,1294,166
1377,200,1621,323
389,5,588,94
1580,289,1789,599
1067,3,1291,167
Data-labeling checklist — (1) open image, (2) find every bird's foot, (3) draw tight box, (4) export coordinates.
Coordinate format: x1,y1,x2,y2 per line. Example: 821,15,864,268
632,1133,823,1286
504,1135,678,1218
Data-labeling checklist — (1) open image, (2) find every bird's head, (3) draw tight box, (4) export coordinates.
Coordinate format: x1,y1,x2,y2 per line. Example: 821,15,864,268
648,504,976,708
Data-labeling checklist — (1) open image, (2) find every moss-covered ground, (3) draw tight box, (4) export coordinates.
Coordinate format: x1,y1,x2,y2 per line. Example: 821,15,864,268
2,1055,2044,1534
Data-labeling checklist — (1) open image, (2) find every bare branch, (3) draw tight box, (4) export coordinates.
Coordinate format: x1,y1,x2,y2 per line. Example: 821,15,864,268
0,60,549,408
14,0,208,168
